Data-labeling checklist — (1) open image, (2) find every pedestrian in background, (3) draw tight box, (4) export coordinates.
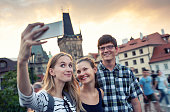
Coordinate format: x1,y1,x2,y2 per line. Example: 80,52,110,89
140,69,162,112
96,34,143,112
155,70,170,107
76,57,104,112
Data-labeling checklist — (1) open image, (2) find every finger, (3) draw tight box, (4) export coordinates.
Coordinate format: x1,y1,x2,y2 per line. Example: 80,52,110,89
21,23,44,38
29,26,49,40
31,41,47,46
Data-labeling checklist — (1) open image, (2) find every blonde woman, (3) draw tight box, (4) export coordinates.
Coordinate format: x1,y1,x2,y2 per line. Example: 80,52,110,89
17,23,84,112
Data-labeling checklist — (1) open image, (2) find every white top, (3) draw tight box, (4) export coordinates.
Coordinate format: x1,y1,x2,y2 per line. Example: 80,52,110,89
156,76,167,90
18,88,76,112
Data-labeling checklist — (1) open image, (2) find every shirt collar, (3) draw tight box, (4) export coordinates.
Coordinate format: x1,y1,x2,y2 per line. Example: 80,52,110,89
98,60,121,71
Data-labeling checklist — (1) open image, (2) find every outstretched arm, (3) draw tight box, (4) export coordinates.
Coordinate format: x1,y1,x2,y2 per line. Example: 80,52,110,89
17,23,48,96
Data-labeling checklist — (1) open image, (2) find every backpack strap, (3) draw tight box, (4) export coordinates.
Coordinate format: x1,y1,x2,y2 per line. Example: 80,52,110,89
63,91,74,105
46,93,54,112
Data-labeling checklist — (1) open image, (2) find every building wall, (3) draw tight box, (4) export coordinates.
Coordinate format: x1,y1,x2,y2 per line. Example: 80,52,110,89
58,37,83,61
150,60,170,76
118,46,154,77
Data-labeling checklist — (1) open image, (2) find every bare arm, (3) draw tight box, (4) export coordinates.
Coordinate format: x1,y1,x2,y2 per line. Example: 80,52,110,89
131,97,142,112
17,23,48,96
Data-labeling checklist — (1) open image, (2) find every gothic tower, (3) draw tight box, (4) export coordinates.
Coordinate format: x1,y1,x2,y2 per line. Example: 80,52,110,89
58,13,83,61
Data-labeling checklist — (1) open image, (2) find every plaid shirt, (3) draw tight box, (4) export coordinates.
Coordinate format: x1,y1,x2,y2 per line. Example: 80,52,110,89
97,62,143,112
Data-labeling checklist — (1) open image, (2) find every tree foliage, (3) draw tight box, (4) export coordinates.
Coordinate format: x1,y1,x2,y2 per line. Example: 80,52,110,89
0,69,37,111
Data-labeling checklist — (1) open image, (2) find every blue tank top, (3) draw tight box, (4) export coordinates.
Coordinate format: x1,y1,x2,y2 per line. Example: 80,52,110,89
81,88,104,112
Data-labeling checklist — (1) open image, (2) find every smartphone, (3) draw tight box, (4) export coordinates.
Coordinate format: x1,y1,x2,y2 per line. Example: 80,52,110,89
33,21,63,41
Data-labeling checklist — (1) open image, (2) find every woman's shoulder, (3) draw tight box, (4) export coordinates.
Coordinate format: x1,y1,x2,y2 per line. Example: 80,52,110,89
97,88,104,98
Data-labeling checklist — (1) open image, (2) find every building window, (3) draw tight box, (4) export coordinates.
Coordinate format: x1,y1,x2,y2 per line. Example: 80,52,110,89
132,51,136,56
164,64,168,70
140,58,144,63
155,65,159,71
133,60,137,65
0,61,7,68
38,67,42,72
139,49,143,54
124,53,128,58
125,61,128,66
142,67,146,72
37,57,42,62
134,69,138,74
164,48,170,53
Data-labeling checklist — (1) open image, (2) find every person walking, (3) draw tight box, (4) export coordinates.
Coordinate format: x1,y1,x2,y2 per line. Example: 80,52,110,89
17,22,85,112
140,69,162,112
96,34,143,112
76,57,104,112
155,70,170,107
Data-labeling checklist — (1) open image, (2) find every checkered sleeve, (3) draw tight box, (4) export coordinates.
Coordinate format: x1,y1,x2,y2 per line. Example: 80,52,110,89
129,71,143,99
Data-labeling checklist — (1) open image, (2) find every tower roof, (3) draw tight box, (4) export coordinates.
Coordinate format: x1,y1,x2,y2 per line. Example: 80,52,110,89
63,13,74,35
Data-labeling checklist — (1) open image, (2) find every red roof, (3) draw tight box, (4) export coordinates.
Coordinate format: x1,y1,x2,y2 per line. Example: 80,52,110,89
88,53,99,60
149,43,170,63
118,32,167,53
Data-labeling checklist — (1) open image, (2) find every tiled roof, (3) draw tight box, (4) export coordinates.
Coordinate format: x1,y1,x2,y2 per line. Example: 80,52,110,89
31,45,49,62
88,53,99,60
149,43,170,63
118,32,167,53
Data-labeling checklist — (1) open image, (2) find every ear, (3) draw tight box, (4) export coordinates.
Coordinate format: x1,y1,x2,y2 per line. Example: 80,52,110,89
49,68,55,76
115,47,119,56
93,67,97,74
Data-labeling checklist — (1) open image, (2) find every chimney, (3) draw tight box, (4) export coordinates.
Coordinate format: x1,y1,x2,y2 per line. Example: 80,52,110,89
140,32,143,40
161,29,165,35
122,38,128,44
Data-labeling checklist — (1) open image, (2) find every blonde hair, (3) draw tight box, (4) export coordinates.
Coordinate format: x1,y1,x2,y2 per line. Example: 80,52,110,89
43,52,84,112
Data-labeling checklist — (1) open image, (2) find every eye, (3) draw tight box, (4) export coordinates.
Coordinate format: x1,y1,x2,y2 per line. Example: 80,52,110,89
69,63,72,68
83,68,87,71
77,70,81,74
60,64,65,68
100,47,105,51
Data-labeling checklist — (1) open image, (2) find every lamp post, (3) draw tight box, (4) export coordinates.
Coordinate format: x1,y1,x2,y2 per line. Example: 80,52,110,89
29,53,35,84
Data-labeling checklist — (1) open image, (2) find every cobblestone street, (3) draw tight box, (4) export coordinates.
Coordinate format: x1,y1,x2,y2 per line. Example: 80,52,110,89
140,93,170,112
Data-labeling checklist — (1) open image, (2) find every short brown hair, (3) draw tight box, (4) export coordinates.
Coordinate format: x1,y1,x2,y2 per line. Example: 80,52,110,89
98,34,117,49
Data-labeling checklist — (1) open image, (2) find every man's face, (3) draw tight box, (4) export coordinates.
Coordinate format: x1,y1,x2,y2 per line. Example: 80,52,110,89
143,71,150,76
98,42,118,61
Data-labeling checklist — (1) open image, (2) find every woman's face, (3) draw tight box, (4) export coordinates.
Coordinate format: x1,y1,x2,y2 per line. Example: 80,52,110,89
50,55,73,83
76,61,97,85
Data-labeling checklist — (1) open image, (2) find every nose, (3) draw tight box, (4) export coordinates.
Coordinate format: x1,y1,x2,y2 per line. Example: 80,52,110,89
66,66,73,72
77,71,85,79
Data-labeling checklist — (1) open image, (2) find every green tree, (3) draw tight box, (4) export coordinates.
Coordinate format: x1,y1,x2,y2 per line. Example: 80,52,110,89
0,69,37,112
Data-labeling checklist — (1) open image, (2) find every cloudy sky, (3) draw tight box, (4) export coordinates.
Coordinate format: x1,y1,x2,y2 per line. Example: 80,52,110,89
0,0,170,58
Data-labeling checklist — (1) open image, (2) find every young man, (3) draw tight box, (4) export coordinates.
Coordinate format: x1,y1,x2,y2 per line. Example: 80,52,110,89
96,35,143,112
140,69,162,112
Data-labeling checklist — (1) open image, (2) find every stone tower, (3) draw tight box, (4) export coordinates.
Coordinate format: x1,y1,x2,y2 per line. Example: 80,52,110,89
58,13,83,61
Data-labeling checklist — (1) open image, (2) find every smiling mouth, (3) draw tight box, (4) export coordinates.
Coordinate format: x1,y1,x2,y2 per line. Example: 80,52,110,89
80,75,88,80
64,74,72,77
